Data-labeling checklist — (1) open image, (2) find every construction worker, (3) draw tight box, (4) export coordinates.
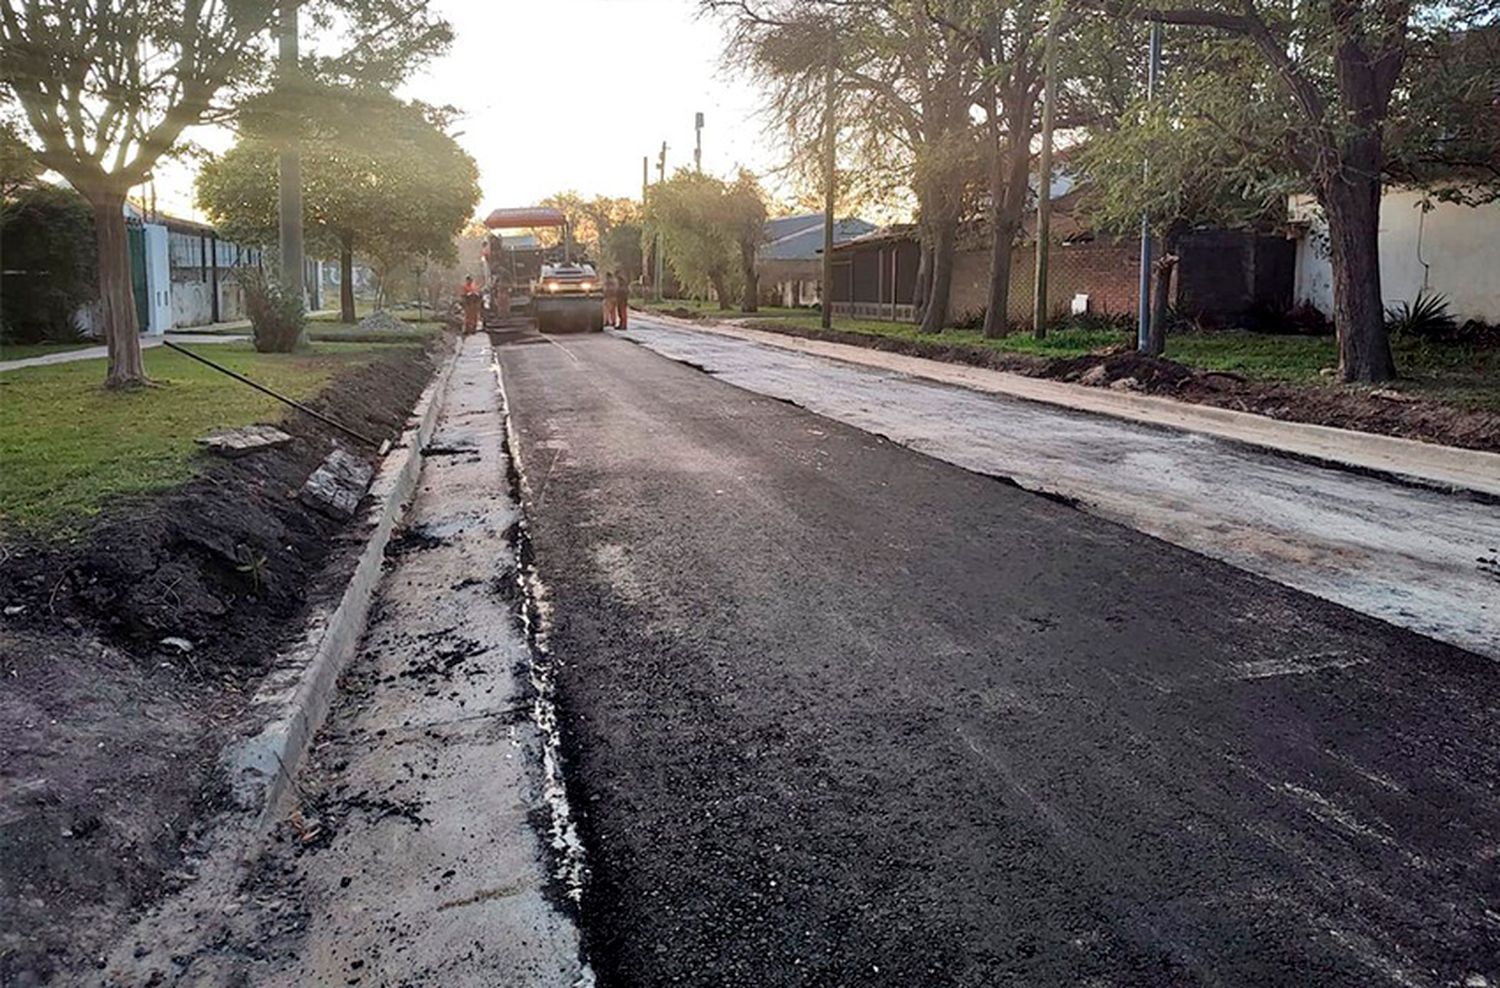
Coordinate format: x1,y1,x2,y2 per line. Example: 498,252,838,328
603,272,619,328
614,272,629,332
461,276,481,334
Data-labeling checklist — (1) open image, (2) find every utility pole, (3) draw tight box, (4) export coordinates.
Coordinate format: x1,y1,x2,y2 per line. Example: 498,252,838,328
642,156,649,289
1031,0,1059,339
655,142,666,301
821,44,836,330
694,112,704,173
277,0,306,338
1137,22,1163,352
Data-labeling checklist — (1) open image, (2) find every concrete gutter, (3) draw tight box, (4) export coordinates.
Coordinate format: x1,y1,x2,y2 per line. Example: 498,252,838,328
226,336,462,836
640,313,1500,499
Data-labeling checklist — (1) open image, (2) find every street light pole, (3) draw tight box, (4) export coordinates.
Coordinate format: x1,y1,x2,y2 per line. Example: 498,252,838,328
1136,22,1163,352
1031,1,1059,339
821,43,836,330
277,0,306,339
695,112,704,173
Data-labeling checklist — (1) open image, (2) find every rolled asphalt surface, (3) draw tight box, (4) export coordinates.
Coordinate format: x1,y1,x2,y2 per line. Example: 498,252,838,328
498,328,1500,987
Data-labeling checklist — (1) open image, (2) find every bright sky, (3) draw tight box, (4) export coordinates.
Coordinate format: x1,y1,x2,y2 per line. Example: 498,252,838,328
151,0,782,221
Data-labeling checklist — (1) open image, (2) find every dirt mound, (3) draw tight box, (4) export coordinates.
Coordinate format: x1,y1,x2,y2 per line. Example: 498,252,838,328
1050,350,1197,390
0,343,441,982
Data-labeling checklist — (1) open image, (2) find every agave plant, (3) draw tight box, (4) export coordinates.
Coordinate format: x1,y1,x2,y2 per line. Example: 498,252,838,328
1384,291,1457,340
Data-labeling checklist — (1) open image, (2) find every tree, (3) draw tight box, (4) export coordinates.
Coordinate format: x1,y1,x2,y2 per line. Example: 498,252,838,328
0,0,450,386
646,169,766,308
0,183,96,342
601,223,645,283
1078,30,1290,354
725,169,769,311
538,191,642,260
1131,0,1500,382
197,85,479,322
711,0,981,331
0,118,39,198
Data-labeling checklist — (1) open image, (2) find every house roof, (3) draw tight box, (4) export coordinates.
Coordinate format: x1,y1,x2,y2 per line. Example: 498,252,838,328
760,214,877,261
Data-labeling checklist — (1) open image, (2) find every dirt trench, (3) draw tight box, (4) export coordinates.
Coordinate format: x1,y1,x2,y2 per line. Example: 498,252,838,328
0,340,443,984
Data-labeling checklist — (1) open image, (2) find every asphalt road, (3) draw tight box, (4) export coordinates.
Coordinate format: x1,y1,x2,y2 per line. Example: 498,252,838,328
497,330,1500,987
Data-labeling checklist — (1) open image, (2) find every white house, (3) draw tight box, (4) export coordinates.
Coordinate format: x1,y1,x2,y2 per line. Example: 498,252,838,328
1291,190,1500,323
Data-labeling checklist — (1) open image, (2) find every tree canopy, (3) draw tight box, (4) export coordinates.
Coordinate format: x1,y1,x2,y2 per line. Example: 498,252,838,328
646,169,769,310
0,0,451,385
197,85,479,319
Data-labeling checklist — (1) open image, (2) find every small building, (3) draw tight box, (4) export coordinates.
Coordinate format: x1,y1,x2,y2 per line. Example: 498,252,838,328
1290,190,1500,323
88,204,343,336
758,213,876,307
831,194,1294,329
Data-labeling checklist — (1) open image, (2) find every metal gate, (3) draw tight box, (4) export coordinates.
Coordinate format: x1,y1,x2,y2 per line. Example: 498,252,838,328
127,222,148,331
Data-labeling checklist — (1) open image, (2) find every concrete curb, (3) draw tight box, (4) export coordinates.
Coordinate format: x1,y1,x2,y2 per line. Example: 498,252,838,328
225,335,463,837
635,312,1500,498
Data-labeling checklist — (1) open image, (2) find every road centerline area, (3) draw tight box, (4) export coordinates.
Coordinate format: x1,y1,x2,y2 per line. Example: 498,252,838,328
497,330,1500,988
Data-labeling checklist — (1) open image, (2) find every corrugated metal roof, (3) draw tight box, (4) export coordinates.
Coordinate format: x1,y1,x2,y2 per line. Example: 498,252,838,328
759,216,877,261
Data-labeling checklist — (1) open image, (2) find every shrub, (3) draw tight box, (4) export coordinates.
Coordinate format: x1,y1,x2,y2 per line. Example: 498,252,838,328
1385,291,1457,341
0,184,97,344
1251,300,1332,336
241,269,305,352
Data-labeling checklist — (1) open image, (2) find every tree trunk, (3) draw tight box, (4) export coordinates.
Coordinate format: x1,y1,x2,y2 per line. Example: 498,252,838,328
710,270,733,310
740,241,758,313
919,216,956,334
339,235,356,323
912,241,933,325
983,134,1033,339
90,190,148,388
1321,170,1395,382
1145,225,1182,357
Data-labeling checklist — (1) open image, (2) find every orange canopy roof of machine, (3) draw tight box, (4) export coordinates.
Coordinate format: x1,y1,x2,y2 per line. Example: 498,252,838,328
483,207,568,230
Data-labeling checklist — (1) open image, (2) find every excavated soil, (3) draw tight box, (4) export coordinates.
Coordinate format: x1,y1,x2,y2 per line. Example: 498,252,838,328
0,340,443,984
745,322,1500,454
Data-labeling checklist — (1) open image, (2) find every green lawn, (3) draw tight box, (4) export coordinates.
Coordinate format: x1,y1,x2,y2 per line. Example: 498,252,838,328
0,341,92,361
740,313,1500,411
309,303,440,323
306,320,443,344
638,298,813,321
0,341,421,536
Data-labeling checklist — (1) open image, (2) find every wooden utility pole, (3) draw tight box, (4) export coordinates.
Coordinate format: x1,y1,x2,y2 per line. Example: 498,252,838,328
655,142,666,300
278,0,305,331
1031,2,1059,338
642,156,649,289
821,43,836,330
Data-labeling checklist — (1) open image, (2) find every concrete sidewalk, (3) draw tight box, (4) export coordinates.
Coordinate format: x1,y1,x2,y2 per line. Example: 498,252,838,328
0,332,250,373
641,313,1500,498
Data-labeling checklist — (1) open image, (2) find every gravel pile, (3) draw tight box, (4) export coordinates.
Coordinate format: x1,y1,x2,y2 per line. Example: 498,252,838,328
357,310,410,333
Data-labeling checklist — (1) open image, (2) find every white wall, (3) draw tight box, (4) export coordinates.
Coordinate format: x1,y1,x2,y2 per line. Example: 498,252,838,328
1293,191,1500,322
141,224,172,336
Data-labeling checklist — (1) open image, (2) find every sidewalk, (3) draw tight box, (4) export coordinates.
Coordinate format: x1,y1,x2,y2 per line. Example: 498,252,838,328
640,312,1500,499
0,310,348,374
0,331,249,373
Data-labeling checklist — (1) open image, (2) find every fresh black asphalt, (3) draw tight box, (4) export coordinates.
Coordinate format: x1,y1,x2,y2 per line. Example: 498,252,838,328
497,331,1500,987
